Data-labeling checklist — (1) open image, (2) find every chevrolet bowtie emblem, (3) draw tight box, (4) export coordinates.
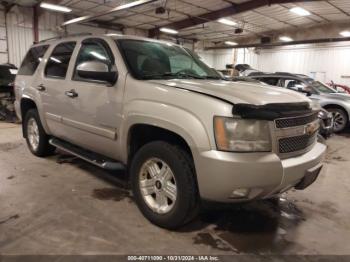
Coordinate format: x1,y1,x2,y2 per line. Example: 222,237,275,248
305,122,319,135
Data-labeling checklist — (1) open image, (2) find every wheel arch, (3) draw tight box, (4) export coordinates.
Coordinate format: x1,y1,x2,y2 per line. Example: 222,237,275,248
323,104,349,121
20,98,38,138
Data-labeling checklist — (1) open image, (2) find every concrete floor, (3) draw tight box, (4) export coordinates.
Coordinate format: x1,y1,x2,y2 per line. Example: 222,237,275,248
0,122,350,255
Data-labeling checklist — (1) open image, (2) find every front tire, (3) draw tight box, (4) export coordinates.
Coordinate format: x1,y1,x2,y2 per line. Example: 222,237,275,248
24,109,56,157
130,141,199,229
327,107,348,133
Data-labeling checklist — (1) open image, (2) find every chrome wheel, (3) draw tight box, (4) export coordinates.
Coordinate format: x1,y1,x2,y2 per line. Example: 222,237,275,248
27,118,40,151
139,158,177,214
330,110,347,132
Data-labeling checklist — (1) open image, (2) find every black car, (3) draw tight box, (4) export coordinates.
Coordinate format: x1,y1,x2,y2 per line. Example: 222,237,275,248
0,64,17,122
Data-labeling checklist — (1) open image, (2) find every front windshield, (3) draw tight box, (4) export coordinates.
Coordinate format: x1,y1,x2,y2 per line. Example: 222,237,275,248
309,80,337,94
117,39,220,80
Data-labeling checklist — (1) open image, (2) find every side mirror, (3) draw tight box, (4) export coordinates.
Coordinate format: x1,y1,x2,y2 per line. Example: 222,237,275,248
297,87,312,96
77,61,118,85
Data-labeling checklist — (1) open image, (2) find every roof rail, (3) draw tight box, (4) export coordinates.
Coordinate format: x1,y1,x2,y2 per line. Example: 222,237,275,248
38,33,93,43
275,72,295,75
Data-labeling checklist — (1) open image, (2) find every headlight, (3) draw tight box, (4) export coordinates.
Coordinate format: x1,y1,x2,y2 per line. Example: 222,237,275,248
214,117,272,152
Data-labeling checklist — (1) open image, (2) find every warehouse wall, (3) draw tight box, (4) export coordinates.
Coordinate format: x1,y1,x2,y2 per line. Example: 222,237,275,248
2,6,122,67
254,42,350,85
0,10,7,64
199,42,350,86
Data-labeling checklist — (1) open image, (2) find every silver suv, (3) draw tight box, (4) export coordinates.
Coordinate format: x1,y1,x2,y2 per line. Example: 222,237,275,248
251,72,350,132
15,35,326,229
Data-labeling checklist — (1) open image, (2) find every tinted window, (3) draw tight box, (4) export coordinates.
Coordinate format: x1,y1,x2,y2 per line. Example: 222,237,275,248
18,45,49,75
73,39,113,81
45,42,76,78
259,77,279,86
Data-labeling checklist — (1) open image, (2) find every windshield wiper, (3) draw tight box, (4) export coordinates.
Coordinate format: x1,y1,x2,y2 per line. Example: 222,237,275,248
142,72,205,80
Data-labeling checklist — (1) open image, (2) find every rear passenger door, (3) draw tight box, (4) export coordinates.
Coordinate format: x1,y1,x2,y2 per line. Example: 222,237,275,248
36,41,77,139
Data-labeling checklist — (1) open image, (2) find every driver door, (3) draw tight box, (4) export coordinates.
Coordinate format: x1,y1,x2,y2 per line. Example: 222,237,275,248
62,38,124,159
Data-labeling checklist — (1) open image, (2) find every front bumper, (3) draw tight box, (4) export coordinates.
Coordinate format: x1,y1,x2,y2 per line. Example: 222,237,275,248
194,142,326,202
319,114,334,137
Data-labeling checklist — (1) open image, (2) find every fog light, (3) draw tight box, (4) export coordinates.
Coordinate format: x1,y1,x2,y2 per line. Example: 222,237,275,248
230,188,250,199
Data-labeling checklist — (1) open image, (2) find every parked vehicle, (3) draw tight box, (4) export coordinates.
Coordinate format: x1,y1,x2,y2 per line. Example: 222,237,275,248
0,64,18,122
328,81,350,94
15,35,326,229
251,72,349,133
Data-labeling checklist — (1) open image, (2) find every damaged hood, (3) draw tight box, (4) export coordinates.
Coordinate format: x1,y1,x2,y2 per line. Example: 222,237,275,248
149,79,310,105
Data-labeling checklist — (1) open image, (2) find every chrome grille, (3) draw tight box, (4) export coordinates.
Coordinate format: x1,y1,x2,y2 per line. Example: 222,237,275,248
279,133,317,154
275,112,318,128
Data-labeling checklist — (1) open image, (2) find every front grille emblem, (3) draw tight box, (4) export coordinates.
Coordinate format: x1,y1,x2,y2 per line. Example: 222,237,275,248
304,122,319,135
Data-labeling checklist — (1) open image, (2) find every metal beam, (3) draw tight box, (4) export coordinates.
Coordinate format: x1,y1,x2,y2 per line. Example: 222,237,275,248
205,37,350,50
149,0,324,37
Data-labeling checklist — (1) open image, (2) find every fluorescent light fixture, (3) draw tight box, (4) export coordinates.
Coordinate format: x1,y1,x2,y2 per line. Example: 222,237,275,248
40,2,72,13
340,31,350,37
290,7,310,16
225,41,238,46
62,0,157,26
105,33,123,37
160,27,178,34
90,51,107,60
279,36,293,42
218,18,237,26
50,57,62,63
62,16,89,26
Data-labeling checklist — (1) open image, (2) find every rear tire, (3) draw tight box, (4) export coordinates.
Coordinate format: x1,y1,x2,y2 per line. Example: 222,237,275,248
130,141,199,229
327,107,348,133
24,109,56,157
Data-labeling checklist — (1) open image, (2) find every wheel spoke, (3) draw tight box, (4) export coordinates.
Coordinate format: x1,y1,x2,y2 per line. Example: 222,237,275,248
147,162,160,178
155,191,167,207
163,181,177,201
140,182,155,196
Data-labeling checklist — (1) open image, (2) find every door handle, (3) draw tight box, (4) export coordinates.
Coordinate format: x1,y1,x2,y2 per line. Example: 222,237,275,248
36,84,46,91
65,89,78,98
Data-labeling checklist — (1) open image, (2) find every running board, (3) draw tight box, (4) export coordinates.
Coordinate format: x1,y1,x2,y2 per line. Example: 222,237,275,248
49,138,125,171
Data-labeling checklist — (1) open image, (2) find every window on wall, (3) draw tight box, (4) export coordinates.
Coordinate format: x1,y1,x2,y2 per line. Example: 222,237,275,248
18,45,49,75
45,42,76,79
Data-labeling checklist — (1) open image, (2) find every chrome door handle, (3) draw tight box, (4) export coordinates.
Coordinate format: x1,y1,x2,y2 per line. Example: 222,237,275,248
65,89,78,98
36,84,46,91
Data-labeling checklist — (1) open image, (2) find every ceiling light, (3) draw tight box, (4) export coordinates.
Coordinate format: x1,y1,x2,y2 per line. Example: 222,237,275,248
160,27,178,34
340,31,350,37
40,2,72,13
290,7,310,16
62,16,89,26
62,0,156,26
279,36,293,42
218,18,237,26
225,41,238,46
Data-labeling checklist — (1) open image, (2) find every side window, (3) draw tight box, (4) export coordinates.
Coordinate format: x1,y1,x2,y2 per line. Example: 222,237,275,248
18,45,49,75
284,79,305,90
260,77,279,86
73,39,114,81
45,42,76,79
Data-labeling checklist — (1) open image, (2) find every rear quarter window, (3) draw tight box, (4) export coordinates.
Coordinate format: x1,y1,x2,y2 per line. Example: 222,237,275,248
18,45,49,76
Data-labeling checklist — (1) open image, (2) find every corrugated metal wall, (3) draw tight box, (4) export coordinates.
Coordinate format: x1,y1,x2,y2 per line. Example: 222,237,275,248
6,6,34,67
0,10,7,64
254,43,350,85
2,6,121,67
200,43,350,85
